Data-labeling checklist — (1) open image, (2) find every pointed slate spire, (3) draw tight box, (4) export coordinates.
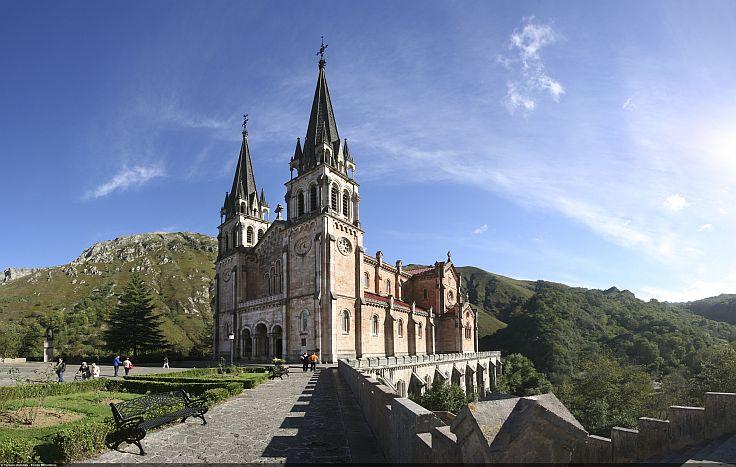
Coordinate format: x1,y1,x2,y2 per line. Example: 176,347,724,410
302,55,340,169
343,139,352,162
260,188,269,208
224,124,260,219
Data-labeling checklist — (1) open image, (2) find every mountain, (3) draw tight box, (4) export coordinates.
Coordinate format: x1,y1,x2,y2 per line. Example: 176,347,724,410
457,267,736,384
0,232,216,359
684,294,736,325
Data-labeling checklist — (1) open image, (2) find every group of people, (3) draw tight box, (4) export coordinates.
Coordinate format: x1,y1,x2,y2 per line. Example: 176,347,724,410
53,357,101,382
112,355,134,377
300,351,320,372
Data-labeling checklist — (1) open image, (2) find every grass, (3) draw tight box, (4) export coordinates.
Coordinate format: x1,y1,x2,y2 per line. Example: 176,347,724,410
0,390,135,443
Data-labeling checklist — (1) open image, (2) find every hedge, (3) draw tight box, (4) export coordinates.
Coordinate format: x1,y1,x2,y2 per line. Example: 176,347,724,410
52,418,115,463
0,379,111,402
119,379,244,396
138,366,269,378
124,374,269,388
0,437,38,463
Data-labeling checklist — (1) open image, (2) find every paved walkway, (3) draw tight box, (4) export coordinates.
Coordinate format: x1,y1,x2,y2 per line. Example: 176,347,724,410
89,366,385,463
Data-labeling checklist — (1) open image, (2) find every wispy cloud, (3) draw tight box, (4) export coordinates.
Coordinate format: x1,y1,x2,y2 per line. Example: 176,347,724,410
698,223,713,232
86,165,165,199
664,193,689,212
472,224,488,235
622,98,636,111
500,17,564,114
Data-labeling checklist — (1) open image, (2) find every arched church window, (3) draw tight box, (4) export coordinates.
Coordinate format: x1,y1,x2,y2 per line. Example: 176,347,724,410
341,310,350,334
386,279,392,295
301,310,310,333
233,228,239,247
418,323,423,338
398,319,404,338
465,325,471,339
274,261,282,293
240,202,246,213
310,185,318,212
247,226,253,245
331,183,339,211
342,190,350,217
265,273,271,295
298,191,305,216
371,315,379,336
423,289,428,300
363,272,370,289
225,234,229,251
257,229,264,242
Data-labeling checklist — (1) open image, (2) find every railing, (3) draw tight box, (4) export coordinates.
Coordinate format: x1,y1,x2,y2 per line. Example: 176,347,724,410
239,293,285,308
345,351,501,369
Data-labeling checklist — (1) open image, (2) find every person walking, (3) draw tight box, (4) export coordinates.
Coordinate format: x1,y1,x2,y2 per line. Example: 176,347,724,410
309,351,319,371
91,362,100,379
123,356,132,376
78,361,91,380
300,352,309,372
54,357,66,383
163,355,169,368
113,355,121,377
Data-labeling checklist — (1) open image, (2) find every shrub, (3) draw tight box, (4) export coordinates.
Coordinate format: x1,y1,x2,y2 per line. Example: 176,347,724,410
0,379,108,403
0,437,38,463
120,379,243,396
200,388,231,406
52,419,114,463
410,380,468,414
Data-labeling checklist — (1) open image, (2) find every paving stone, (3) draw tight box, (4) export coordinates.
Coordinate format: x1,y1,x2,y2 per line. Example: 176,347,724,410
86,366,384,463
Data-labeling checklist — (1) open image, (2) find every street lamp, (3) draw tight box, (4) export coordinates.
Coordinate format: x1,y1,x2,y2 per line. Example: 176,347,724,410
228,332,235,367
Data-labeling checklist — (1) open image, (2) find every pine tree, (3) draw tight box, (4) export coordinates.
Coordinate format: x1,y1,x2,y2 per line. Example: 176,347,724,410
104,272,166,358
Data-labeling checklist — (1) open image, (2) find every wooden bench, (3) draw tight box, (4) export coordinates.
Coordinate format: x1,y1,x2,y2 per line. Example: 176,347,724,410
271,365,289,379
108,390,207,455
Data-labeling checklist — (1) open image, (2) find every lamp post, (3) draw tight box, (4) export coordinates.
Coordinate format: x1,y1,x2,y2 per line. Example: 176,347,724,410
228,332,235,367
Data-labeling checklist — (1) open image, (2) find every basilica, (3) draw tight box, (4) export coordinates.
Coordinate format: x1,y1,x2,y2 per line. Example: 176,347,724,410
213,53,477,363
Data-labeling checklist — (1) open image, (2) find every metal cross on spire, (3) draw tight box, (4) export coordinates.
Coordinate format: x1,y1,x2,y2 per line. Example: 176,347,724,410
316,36,328,60
242,113,248,135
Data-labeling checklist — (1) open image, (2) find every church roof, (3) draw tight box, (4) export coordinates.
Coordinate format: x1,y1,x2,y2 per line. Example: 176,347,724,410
300,59,341,169
224,130,260,219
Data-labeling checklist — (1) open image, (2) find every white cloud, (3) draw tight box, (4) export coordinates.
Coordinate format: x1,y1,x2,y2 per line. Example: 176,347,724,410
472,224,488,235
86,165,165,199
698,223,713,232
664,193,690,211
500,17,564,114
622,98,636,111
638,272,736,302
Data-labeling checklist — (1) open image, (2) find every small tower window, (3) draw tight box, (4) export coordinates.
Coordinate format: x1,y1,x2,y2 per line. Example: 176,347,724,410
341,310,350,334
465,325,471,339
225,234,229,251
371,315,379,336
247,226,254,245
342,190,350,217
233,228,238,247
331,183,339,211
301,310,309,333
265,273,271,295
423,289,428,300
257,229,264,241
398,319,404,338
386,279,392,295
418,323,423,339
310,185,318,212
274,261,282,294
298,191,305,216
363,272,370,289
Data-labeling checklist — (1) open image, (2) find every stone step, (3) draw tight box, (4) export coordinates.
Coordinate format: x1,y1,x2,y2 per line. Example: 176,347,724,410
688,434,736,464
686,435,733,462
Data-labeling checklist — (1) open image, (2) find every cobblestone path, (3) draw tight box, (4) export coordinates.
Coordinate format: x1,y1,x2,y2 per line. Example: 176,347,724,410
89,366,384,463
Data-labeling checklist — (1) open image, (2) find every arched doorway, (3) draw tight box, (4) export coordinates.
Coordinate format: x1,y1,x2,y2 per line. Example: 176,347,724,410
242,328,252,360
255,323,268,360
272,325,283,359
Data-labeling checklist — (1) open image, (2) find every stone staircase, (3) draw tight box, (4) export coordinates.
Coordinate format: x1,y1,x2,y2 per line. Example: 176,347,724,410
653,433,736,464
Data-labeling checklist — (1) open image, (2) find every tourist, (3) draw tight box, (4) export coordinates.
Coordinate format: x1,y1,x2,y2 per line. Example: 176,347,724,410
163,355,169,368
54,357,66,383
123,356,132,376
301,351,309,372
309,351,319,371
78,361,91,380
91,362,100,379
113,355,121,377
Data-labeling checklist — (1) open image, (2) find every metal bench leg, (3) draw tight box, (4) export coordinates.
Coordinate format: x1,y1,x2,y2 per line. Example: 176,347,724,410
133,440,145,456
198,413,207,425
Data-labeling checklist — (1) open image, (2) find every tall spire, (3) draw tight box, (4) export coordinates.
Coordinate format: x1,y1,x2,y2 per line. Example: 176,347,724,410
224,117,259,219
301,39,340,170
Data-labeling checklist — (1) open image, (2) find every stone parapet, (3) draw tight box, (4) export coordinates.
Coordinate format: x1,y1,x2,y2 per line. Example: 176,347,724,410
346,350,500,370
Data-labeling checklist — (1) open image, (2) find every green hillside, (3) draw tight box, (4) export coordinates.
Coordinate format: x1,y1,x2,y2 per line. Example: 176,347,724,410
685,294,736,325
0,232,216,359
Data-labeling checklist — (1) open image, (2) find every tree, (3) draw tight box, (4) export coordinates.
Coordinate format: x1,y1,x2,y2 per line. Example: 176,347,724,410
410,379,468,414
497,353,553,396
104,273,166,358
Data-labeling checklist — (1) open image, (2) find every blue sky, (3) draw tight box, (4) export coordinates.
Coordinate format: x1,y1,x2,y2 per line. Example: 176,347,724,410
2,1,735,301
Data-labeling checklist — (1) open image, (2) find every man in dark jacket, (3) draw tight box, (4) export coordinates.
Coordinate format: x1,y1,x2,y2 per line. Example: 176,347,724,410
300,352,309,372
54,357,66,383
113,355,121,377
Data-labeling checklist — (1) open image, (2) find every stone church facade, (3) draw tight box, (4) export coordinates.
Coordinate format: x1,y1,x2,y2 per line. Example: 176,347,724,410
213,55,477,363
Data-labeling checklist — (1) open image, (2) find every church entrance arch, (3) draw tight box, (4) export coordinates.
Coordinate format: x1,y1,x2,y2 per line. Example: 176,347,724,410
255,323,268,360
272,325,283,359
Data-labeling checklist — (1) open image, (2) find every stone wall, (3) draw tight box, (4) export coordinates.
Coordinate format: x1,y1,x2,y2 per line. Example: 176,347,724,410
572,392,736,463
